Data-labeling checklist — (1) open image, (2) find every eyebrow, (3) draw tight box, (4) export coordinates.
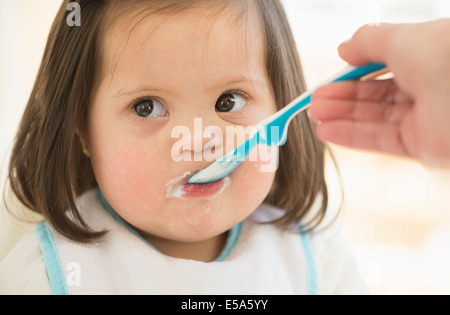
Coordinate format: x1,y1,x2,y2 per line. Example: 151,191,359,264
115,87,174,98
222,76,267,90
114,75,267,98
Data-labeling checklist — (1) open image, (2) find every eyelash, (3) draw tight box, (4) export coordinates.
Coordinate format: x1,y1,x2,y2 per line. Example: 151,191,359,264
224,89,250,102
130,96,158,108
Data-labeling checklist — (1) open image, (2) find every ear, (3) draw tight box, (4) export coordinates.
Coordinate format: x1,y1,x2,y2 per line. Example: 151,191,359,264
75,121,90,158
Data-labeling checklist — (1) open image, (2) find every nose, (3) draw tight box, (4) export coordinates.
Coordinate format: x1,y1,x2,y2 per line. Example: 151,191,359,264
170,117,224,163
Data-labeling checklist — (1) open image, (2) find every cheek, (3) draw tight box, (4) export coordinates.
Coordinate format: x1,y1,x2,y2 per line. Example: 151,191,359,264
230,163,276,218
101,147,166,198
88,125,169,221
102,148,164,189
229,145,278,213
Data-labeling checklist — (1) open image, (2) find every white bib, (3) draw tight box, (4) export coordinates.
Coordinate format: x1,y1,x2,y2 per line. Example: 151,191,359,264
36,189,318,295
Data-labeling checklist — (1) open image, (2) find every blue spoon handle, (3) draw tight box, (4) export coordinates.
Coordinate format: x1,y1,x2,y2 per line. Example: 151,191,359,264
261,63,387,146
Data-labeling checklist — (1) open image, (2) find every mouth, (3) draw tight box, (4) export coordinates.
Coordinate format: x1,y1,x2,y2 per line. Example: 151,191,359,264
165,170,231,200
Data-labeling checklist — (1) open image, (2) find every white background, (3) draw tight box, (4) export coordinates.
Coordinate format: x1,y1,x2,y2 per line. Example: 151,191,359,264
1,0,450,294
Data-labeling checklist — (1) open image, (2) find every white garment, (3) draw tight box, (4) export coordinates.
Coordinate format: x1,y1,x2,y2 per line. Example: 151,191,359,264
0,189,368,295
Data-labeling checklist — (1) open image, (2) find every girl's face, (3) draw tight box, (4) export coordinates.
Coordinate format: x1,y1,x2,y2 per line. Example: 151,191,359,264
87,5,277,254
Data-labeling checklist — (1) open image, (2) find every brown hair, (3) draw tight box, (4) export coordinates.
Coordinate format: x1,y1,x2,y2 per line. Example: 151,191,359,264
6,0,335,243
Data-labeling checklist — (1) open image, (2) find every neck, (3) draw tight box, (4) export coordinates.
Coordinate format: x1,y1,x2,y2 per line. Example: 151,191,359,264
136,230,229,263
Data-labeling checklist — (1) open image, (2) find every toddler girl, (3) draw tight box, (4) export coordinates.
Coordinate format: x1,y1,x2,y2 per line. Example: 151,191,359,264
0,0,367,294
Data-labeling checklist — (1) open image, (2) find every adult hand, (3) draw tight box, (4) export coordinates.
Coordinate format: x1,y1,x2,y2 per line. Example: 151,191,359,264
311,19,450,168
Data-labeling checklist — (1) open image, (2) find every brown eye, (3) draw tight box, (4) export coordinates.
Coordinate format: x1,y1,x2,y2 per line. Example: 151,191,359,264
134,101,153,117
133,99,167,118
215,93,247,113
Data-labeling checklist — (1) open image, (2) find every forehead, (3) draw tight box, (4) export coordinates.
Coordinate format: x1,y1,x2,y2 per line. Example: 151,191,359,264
99,2,266,88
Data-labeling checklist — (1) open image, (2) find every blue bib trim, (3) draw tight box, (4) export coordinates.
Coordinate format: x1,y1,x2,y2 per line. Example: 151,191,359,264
299,231,319,295
36,222,68,296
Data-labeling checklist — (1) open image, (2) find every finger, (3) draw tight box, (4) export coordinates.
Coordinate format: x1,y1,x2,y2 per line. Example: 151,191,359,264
311,80,412,122
312,81,359,102
313,80,398,103
316,120,409,157
338,24,397,66
310,82,361,122
311,99,412,124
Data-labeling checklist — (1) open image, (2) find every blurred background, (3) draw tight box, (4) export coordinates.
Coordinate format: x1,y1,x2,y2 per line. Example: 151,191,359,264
1,0,450,294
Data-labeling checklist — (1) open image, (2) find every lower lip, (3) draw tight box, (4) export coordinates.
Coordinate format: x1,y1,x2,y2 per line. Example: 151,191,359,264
182,178,226,198
165,172,231,201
